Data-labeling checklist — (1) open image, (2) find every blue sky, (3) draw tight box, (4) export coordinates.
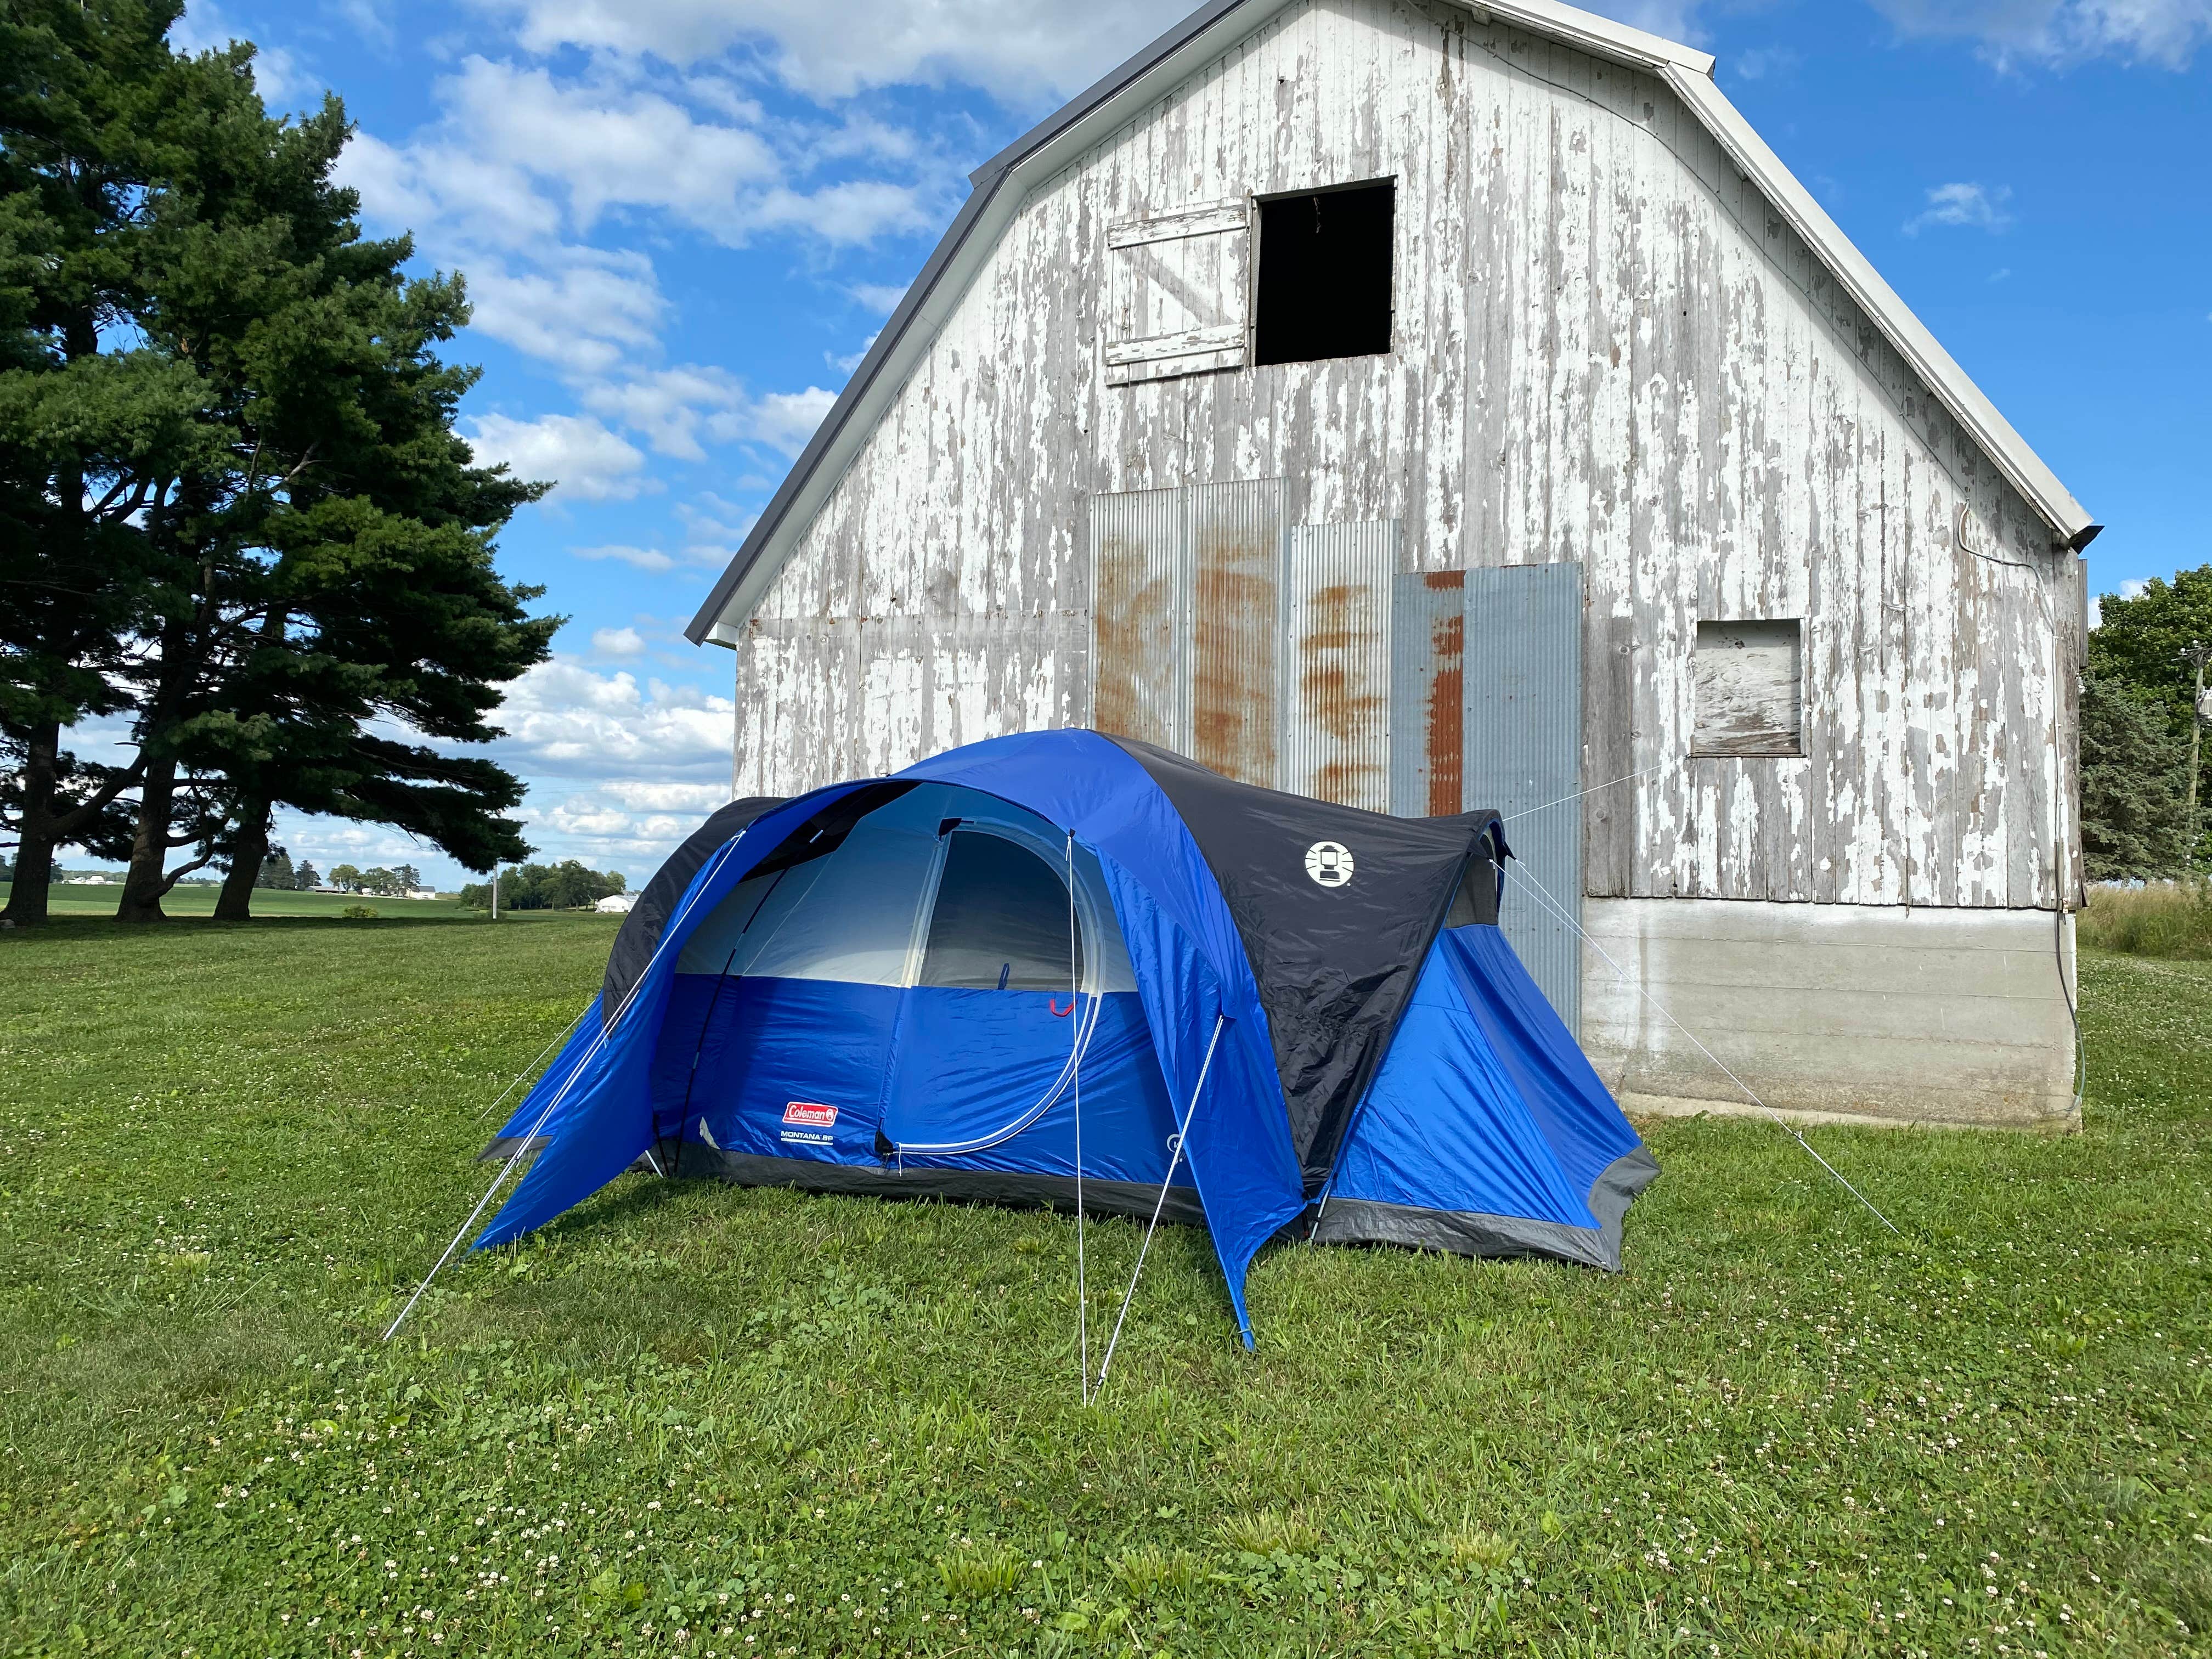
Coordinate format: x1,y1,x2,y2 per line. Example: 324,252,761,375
129,0,2210,888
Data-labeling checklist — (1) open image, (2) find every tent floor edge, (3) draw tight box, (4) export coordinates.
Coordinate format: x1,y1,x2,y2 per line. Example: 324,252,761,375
664,1148,1209,1228
1311,1147,1660,1272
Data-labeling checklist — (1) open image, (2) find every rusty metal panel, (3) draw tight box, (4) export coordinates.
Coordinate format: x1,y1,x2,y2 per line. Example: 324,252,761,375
1390,570,1466,816
1089,487,1187,751
1189,479,1284,786
1465,562,1584,1034
1283,521,1397,810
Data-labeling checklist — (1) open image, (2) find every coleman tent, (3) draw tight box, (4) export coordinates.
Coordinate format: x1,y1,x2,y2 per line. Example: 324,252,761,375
472,730,1657,1345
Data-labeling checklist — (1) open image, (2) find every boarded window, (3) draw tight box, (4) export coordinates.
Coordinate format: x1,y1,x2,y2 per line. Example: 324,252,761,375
1254,181,1394,366
1104,200,1251,387
1692,619,1803,757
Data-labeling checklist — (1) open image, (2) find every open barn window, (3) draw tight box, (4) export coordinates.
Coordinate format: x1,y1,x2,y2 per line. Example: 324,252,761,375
1692,619,1804,757
1254,180,1394,366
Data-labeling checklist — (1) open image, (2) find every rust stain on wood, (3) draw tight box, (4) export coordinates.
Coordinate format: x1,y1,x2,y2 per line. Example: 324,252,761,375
1093,530,1175,745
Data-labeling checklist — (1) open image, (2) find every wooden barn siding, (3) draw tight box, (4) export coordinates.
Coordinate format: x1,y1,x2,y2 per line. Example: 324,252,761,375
731,0,2079,909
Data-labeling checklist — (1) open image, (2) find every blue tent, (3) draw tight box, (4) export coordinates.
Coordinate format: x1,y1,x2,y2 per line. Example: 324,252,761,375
477,730,1656,1344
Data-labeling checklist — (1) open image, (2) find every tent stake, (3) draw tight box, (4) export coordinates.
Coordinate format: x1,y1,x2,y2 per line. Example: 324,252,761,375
1093,1013,1226,1399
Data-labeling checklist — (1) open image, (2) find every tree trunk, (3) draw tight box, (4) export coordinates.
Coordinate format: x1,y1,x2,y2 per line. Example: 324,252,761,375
116,754,178,923
212,804,269,921
1,718,63,926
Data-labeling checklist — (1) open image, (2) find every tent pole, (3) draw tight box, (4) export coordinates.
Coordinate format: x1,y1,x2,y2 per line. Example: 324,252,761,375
385,836,748,1341
1093,1012,1226,1398
1066,833,1089,1405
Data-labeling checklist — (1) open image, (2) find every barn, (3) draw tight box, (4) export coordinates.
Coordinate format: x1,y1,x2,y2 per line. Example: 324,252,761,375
684,0,2096,1132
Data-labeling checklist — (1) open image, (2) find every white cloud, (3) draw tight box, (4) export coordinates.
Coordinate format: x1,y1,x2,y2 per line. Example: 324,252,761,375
574,544,678,572
1904,181,2014,234
1589,1,1711,43
495,659,734,779
466,248,667,377
712,386,839,455
1732,46,1802,80
1869,0,2212,69
848,281,909,314
828,330,882,374
2120,578,2150,599
474,0,1198,100
591,626,647,655
466,413,652,500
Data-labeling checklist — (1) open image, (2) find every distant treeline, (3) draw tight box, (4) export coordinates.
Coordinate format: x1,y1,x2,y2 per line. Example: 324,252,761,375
459,861,627,912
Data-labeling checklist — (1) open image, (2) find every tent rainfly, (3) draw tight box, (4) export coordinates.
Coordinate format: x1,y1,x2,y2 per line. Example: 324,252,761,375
475,730,1657,1344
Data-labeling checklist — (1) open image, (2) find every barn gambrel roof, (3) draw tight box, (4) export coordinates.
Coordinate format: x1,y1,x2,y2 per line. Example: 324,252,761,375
686,0,2096,647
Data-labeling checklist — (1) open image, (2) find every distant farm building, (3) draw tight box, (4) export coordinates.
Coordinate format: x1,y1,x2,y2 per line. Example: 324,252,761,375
686,0,2094,1130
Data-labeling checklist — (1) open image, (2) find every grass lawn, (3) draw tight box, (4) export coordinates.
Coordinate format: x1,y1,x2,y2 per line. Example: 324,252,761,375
2,915,2206,1657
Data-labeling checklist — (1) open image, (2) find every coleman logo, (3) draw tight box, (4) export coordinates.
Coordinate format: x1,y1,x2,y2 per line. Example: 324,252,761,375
782,1101,838,1127
1305,840,1354,888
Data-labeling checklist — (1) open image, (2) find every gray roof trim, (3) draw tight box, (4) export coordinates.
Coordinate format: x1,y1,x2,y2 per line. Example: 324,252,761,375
687,0,2094,646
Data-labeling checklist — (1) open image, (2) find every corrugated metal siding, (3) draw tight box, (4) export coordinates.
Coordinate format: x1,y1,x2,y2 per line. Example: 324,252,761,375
1283,521,1397,810
1090,487,1187,750
1189,479,1284,786
1390,569,1466,817
1465,562,1584,1034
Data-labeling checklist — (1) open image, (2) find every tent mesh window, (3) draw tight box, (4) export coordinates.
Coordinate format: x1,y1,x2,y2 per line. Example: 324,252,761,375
918,831,1083,990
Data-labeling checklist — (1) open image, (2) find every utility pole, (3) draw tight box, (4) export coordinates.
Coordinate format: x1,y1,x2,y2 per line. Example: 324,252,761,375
2185,640,2210,864
490,865,499,921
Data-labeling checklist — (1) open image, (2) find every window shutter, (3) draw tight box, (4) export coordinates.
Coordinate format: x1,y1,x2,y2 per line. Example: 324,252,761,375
1103,200,1251,386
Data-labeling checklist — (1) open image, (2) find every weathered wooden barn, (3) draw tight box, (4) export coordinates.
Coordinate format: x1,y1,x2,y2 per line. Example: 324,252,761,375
685,0,2097,1130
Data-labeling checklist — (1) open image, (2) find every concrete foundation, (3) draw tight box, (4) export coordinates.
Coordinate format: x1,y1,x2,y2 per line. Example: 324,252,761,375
1581,899,2080,1132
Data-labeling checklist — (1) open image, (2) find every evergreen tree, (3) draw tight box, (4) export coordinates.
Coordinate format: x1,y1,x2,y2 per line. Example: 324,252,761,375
0,1,555,924
291,858,317,890
253,844,293,889
2080,672,2193,882
2091,566,2212,868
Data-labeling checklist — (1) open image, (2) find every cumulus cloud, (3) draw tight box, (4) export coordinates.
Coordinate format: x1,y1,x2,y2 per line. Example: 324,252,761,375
473,0,1197,101
465,249,667,377
495,658,735,780
591,625,647,654
1904,181,2014,234
466,413,652,500
1868,0,2212,69
713,386,839,455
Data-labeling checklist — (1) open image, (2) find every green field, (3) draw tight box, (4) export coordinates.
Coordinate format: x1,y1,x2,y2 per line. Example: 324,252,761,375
0,882,473,920
3,915,2206,1657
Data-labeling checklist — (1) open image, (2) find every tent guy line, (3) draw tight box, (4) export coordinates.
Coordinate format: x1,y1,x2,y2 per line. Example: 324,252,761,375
472,998,595,1121
1499,860,1905,1238
1500,767,1657,825
1094,1013,1229,1398
385,837,749,1342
